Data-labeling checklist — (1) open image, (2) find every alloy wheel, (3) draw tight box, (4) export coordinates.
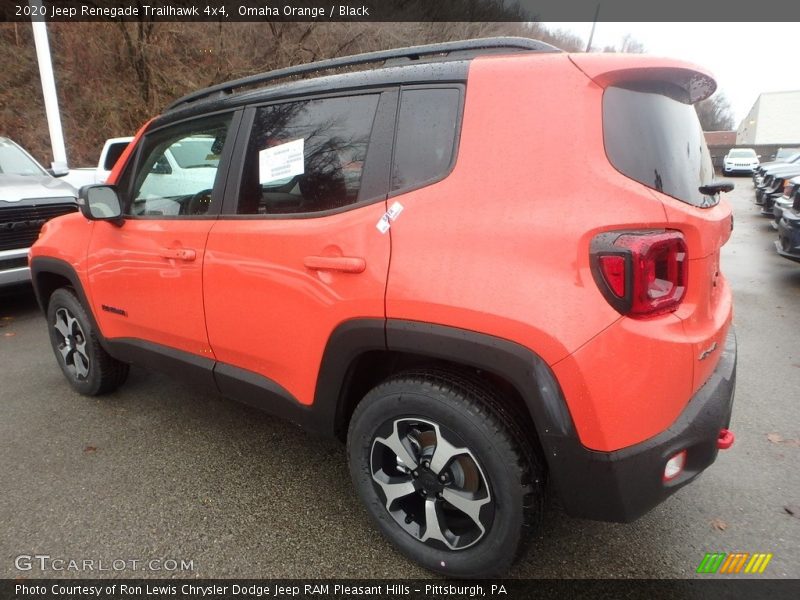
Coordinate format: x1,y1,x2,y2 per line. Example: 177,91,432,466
370,418,493,550
53,307,90,380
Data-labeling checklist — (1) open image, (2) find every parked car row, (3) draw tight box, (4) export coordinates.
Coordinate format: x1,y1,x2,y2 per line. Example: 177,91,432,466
751,154,800,263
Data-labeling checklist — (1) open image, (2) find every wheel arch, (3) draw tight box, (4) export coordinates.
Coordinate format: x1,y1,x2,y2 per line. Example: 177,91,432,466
31,258,86,310
316,319,578,466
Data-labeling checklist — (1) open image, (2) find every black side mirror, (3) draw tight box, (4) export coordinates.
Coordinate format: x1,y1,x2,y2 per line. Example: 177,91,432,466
47,166,69,178
78,185,124,226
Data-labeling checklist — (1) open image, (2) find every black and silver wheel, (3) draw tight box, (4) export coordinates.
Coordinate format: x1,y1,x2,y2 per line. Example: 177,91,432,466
47,288,129,396
348,369,543,577
371,417,493,550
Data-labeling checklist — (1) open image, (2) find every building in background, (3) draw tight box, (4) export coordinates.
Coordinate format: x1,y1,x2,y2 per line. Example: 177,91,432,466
705,131,736,169
736,91,800,161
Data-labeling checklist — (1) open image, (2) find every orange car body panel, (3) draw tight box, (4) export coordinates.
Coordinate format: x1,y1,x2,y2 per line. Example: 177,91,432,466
385,53,733,451
203,204,390,406
29,213,95,304
86,220,216,357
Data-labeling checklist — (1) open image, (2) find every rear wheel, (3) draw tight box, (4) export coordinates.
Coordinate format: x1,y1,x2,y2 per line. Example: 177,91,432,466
347,369,543,577
47,288,129,396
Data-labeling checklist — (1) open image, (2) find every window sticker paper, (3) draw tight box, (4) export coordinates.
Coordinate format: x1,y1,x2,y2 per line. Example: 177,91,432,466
258,138,305,183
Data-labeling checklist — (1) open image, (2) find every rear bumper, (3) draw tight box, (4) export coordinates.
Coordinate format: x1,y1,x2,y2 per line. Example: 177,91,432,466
551,327,737,522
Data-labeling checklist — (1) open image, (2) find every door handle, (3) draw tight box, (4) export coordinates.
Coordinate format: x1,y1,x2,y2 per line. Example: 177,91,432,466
159,247,197,261
304,255,366,273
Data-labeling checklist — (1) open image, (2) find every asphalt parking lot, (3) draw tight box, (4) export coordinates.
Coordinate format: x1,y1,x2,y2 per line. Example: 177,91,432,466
1,180,798,579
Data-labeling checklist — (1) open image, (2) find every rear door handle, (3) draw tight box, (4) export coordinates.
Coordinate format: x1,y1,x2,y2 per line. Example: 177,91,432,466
304,255,366,273
159,247,197,261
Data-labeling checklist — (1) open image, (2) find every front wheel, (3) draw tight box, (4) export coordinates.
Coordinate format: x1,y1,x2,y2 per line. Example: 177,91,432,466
347,369,543,577
46,288,129,396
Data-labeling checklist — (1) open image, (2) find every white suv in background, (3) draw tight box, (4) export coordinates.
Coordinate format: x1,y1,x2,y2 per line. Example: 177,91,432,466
723,148,759,175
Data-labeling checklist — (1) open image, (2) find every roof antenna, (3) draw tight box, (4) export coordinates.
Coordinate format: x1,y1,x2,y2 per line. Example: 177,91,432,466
586,3,601,52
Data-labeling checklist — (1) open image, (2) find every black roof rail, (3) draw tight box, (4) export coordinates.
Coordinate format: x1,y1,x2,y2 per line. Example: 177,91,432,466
166,37,560,111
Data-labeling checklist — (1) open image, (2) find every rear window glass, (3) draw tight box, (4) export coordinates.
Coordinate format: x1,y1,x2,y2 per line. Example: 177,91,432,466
603,82,715,208
103,142,129,171
168,138,219,168
391,88,461,193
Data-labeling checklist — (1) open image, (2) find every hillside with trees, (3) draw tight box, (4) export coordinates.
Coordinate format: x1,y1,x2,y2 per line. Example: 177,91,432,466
0,21,641,167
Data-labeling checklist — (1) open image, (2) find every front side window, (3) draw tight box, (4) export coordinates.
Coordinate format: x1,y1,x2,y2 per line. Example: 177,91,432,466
237,95,379,215
127,114,232,217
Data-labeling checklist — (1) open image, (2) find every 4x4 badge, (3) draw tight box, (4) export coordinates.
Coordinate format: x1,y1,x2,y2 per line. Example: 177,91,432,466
376,201,404,234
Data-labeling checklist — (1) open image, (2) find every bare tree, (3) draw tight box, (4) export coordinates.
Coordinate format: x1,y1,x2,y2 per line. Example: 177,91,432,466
602,33,646,53
695,92,736,131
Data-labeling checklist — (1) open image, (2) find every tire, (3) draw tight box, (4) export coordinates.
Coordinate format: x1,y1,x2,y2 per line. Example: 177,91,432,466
46,288,129,396
347,368,544,577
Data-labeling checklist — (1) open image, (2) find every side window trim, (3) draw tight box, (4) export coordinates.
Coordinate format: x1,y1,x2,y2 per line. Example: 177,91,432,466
388,83,466,198
117,109,244,220
219,88,398,220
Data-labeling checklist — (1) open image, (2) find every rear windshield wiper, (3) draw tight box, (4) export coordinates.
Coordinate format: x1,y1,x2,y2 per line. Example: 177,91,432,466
699,182,734,195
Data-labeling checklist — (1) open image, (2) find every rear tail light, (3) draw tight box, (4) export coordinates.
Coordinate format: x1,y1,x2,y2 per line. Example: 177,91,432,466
590,230,688,318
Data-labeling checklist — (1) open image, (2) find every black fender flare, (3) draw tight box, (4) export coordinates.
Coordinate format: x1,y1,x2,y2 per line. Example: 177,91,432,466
314,318,578,460
30,257,97,326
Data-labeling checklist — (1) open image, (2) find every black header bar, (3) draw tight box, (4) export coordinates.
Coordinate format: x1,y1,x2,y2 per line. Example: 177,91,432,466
2,0,799,22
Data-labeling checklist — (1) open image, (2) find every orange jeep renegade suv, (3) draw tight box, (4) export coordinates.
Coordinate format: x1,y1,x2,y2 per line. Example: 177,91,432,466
30,38,737,576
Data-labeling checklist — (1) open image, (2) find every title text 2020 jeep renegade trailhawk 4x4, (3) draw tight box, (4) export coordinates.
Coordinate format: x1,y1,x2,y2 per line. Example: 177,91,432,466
30,38,737,577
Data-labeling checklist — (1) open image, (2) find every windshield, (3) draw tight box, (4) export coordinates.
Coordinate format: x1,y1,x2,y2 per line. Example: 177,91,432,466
728,149,756,158
0,140,46,176
167,138,218,168
603,82,715,208
776,149,800,160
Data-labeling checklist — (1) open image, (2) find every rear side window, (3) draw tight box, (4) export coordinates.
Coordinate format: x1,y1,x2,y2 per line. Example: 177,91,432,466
391,88,461,193
237,95,379,215
603,82,715,207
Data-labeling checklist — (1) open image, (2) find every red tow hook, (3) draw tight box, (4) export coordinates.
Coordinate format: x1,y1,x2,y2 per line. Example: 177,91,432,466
717,428,735,450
